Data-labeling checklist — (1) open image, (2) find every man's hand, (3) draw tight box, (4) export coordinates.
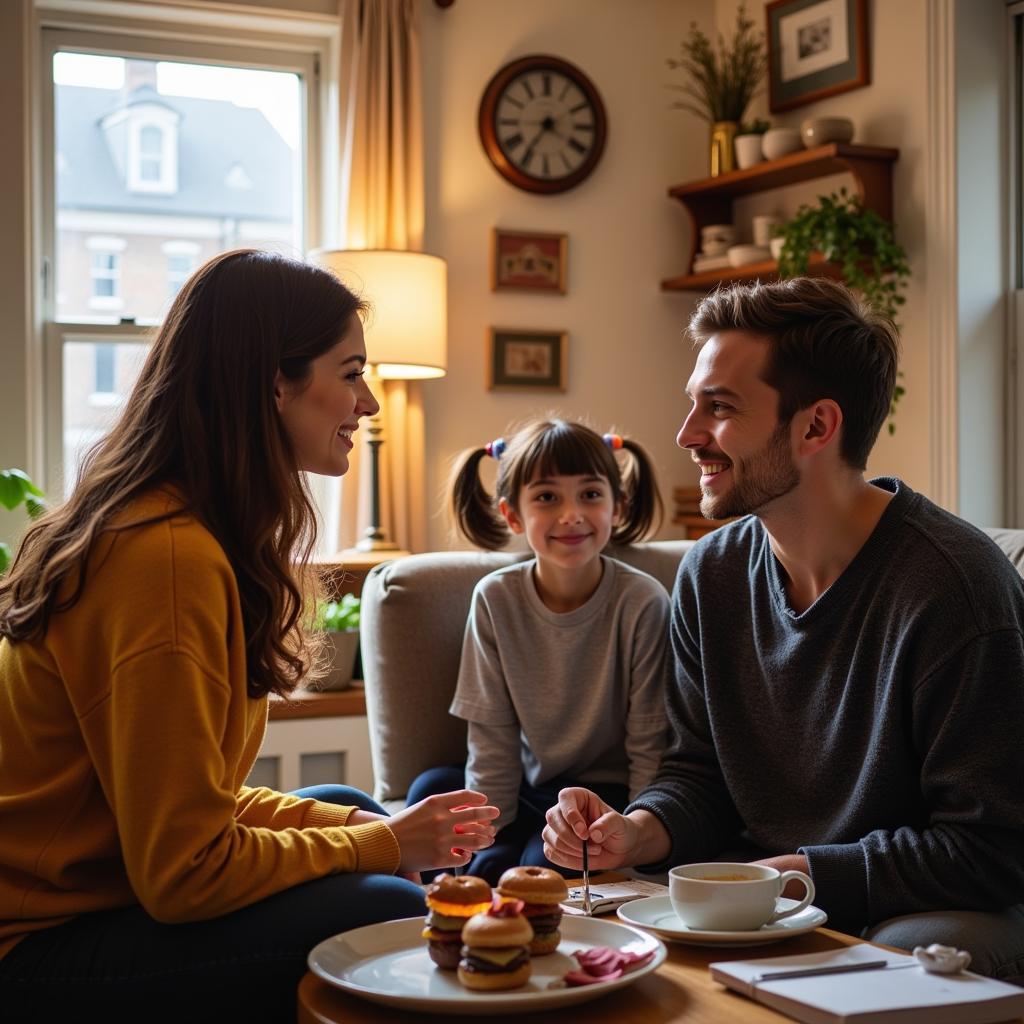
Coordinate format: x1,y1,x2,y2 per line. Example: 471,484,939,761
751,853,811,898
542,787,669,870
387,790,499,874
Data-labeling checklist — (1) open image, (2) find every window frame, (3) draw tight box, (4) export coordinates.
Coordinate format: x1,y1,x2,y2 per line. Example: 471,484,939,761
38,20,330,500
1010,1,1024,526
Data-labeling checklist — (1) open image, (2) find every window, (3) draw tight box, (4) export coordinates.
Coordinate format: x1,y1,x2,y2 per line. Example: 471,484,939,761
44,33,318,498
90,252,119,299
94,344,116,395
138,124,163,183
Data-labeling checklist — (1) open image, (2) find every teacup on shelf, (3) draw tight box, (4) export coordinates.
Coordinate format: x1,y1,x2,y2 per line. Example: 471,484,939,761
727,244,771,268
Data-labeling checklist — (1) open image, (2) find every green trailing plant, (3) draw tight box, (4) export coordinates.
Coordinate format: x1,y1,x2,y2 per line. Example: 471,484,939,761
314,593,360,633
736,118,771,136
776,188,910,431
0,469,45,575
667,4,767,124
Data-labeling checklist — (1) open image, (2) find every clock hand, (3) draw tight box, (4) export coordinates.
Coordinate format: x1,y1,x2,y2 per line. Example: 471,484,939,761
521,124,549,168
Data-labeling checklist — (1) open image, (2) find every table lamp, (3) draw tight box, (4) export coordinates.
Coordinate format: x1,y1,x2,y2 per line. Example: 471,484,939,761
309,249,448,552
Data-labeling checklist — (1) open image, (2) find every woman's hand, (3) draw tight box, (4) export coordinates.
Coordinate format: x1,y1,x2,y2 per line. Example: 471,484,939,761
387,789,499,874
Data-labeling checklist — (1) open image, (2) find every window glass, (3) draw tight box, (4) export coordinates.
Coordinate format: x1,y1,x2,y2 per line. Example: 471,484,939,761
53,52,302,325
63,340,151,492
52,50,304,495
138,124,163,182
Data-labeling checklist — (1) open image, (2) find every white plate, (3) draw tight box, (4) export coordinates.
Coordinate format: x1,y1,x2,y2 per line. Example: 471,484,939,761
617,895,827,947
307,915,667,1015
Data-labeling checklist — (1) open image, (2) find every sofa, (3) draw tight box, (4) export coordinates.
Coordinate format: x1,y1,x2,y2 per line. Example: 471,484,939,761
360,530,1024,809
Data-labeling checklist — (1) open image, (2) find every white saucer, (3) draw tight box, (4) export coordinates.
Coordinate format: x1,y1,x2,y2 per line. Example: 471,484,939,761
616,895,828,947
308,915,666,1015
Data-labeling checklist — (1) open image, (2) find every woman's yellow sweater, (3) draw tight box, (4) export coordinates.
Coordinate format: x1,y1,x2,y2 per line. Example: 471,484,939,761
0,490,399,959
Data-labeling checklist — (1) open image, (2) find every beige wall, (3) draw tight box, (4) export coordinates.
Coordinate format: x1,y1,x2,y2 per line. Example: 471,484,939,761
420,0,717,551
419,0,940,552
714,0,933,494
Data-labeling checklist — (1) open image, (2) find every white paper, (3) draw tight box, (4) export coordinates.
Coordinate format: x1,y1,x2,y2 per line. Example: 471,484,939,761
561,879,668,916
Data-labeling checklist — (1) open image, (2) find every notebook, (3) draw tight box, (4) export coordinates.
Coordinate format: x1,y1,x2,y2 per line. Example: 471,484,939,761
560,879,668,916
710,944,1024,1024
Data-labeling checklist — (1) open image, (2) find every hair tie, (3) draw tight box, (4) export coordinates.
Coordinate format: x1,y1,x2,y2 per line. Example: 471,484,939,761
603,433,623,451
485,437,506,459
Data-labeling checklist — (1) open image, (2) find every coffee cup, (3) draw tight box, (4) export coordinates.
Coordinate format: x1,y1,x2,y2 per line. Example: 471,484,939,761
668,862,815,931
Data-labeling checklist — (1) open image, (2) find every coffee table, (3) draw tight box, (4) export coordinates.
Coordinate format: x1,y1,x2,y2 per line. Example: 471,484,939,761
297,925,893,1023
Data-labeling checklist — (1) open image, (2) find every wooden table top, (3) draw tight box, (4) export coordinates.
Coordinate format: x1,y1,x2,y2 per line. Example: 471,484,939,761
297,925,875,1023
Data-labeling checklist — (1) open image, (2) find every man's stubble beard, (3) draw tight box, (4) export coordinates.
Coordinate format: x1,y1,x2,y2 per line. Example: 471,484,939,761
700,421,800,520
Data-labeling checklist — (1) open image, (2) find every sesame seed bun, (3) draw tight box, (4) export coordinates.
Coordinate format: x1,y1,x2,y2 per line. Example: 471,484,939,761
460,911,534,949
497,866,569,906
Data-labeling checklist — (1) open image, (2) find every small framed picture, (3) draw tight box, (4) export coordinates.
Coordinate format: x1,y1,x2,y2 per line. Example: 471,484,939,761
491,229,567,293
488,328,567,391
766,0,869,113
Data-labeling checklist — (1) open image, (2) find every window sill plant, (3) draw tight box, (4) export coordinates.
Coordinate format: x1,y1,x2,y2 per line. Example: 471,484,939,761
311,593,360,691
775,188,910,430
1,469,45,575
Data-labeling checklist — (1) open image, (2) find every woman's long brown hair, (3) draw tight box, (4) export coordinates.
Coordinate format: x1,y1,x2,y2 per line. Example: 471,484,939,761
0,249,366,698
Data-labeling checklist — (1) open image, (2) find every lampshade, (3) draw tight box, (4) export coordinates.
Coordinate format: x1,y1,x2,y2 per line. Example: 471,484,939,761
309,249,447,379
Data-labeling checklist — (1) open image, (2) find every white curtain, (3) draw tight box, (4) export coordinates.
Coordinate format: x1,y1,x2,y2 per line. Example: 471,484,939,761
336,0,428,553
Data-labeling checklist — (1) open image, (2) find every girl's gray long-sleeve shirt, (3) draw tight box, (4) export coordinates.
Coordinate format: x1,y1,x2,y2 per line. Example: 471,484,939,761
451,556,671,828
628,478,1024,933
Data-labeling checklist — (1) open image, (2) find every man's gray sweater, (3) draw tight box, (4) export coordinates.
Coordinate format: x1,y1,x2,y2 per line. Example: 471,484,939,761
628,478,1024,933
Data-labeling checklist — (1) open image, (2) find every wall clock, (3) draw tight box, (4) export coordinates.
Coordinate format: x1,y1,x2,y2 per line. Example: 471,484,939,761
478,54,607,195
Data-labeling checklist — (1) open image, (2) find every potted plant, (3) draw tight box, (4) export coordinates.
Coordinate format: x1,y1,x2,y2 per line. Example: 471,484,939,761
775,188,910,430
667,4,767,176
734,118,770,170
1,469,45,575
312,593,361,690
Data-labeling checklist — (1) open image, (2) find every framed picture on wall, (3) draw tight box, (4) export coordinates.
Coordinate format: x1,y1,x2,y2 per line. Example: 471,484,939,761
490,229,568,293
766,0,869,112
488,328,567,391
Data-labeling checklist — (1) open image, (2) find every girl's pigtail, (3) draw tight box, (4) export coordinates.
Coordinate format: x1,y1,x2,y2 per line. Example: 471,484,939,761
450,447,510,550
611,438,663,545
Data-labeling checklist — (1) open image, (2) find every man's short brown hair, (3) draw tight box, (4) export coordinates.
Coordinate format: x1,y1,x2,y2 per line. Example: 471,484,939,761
688,277,900,470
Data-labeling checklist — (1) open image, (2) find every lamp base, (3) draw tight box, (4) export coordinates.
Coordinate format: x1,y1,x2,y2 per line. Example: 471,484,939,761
354,537,403,553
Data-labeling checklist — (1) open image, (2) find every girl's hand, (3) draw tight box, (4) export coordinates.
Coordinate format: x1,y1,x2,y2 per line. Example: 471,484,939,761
388,790,499,874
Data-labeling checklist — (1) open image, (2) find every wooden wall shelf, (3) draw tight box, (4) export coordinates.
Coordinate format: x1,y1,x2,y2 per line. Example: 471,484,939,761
662,142,899,293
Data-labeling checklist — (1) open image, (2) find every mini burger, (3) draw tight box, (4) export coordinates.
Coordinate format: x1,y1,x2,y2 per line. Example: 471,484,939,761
422,873,492,970
497,866,569,955
457,898,533,991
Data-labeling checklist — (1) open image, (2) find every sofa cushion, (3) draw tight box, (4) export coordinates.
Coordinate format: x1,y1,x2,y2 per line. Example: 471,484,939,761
360,541,694,803
983,528,1024,575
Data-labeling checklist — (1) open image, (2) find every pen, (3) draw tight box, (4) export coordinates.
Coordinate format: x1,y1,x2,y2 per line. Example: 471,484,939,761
581,835,591,916
755,959,891,983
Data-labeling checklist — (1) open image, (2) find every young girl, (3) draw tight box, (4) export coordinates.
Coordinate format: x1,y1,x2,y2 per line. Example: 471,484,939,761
407,419,671,884
0,250,498,1022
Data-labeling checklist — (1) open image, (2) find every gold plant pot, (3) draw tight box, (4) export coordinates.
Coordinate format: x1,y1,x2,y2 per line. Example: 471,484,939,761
710,120,738,177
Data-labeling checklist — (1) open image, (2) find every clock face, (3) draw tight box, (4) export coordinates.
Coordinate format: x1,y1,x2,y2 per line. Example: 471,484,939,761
478,55,607,194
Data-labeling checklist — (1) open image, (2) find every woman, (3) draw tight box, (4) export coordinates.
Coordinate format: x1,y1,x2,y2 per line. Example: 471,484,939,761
0,250,498,1021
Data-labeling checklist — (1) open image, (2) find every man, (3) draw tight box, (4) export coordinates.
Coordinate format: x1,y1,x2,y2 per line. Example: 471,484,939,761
543,277,1024,980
